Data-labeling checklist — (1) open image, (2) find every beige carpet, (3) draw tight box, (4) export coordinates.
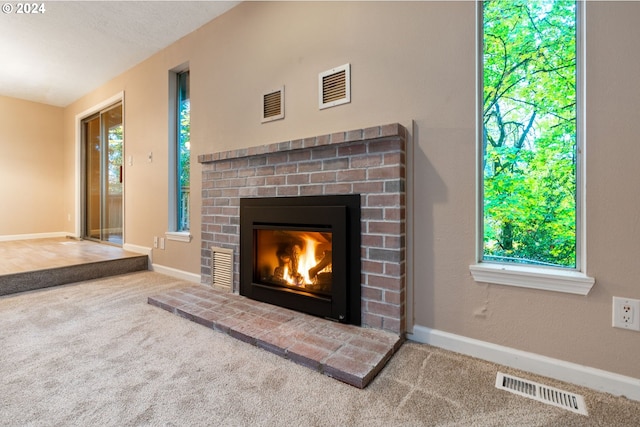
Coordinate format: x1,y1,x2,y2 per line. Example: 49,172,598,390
1,271,638,426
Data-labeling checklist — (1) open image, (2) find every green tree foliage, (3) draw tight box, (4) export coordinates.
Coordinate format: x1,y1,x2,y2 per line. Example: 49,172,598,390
483,0,577,267
177,70,191,231
108,124,123,194
179,98,190,189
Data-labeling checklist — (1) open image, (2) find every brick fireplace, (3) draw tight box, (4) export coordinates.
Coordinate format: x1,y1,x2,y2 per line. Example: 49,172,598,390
198,123,407,335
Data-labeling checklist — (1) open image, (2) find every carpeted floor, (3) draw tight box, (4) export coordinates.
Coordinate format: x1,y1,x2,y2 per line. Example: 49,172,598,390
1,271,639,426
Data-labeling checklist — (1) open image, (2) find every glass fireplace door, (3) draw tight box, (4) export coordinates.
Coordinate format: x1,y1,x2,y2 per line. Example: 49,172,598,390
255,228,333,296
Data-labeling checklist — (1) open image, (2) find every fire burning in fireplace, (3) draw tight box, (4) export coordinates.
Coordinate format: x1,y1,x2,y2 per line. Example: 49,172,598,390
256,230,333,295
240,195,360,324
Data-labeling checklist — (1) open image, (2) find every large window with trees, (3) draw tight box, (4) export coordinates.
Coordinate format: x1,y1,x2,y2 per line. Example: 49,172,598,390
176,70,190,232
473,0,594,293
167,66,191,241
481,0,578,268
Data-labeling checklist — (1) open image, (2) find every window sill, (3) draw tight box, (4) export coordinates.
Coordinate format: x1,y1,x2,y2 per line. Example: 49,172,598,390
165,231,192,243
469,263,595,295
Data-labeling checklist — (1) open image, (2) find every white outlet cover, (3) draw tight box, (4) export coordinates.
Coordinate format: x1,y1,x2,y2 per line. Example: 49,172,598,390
613,297,640,331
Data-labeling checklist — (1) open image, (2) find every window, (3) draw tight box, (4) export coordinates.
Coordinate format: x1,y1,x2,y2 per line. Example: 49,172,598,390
167,67,191,241
176,71,190,232
472,0,594,294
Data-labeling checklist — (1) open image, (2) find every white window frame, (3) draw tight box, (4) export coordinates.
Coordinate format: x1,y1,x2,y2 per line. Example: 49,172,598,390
167,63,192,243
470,1,594,295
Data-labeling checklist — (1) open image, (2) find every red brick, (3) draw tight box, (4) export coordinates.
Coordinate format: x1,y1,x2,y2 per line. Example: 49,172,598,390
268,153,289,165
363,126,381,140
350,154,382,168
330,131,346,143
382,317,402,335
256,166,275,176
289,150,310,162
380,123,401,137
366,274,402,291
338,143,367,157
275,164,297,174
362,312,383,329
353,181,384,194
310,171,337,183
337,169,366,182
361,259,384,274
384,152,404,166
298,161,322,172
303,137,318,148
277,186,299,196
368,194,400,207
324,183,352,194
362,285,383,301
286,173,310,185
323,353,370,388
369,138,403,153
300,185,323,196
265,176,286,186
383,290,402,305
286,342,332,370
367,166,401,180
367,301,401,319
384,262,403,277
368,221,402,235
345,129,363,142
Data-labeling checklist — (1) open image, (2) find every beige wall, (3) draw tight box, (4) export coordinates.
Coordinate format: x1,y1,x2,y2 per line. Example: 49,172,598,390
0,95,65,235
55,1,640,380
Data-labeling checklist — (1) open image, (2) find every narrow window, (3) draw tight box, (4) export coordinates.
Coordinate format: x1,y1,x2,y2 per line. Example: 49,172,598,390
481,0,578,268
176,70,190,232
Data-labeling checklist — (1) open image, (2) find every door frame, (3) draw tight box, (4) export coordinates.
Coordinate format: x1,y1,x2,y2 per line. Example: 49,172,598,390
74,92,125,242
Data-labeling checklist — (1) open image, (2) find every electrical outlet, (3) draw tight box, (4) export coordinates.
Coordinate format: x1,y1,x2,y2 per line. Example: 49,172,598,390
612,297,640,331
159,237,165,250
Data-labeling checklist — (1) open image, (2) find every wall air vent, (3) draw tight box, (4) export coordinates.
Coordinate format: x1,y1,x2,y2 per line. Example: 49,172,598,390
495,372,588,416
262,86,284,123
319,63,350,110
211,246,233,291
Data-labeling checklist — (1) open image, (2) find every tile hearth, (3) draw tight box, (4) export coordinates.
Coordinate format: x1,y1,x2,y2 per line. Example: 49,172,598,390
148,285,403,388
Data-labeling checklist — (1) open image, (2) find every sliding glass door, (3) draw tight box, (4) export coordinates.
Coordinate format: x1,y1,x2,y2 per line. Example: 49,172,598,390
82,103,123,245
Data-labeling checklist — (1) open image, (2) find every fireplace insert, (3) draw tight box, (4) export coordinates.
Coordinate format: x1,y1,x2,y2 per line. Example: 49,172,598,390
240,195,360,324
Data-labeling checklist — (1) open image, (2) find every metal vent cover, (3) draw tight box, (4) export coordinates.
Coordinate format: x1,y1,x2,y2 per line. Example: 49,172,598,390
319,63,351,109
262,87,284,123
496,372,588,416
211,246,233,290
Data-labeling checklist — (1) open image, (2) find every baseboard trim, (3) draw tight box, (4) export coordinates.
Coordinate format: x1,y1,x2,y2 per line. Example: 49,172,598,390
151,263,200,284
0,231,69,242
408,325,640,402
122,243,152,264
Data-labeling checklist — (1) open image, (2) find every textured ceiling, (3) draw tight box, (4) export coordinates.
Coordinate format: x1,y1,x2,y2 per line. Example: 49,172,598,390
0,1,239,107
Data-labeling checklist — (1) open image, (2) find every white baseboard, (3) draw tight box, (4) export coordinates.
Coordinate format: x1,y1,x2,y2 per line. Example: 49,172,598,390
122,243,153,263
408,324,640,402
0,231,70,242
151,263,201,284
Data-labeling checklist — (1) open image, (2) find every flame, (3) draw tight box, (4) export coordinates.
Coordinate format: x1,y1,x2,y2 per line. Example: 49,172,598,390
282,235,321,286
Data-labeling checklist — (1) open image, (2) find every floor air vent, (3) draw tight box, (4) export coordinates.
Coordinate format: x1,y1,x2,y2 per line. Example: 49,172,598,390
495,372,588,416
211,247,233,291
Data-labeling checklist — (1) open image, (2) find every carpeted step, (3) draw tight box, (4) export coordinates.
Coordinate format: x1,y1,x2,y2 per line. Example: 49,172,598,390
0,255,148,296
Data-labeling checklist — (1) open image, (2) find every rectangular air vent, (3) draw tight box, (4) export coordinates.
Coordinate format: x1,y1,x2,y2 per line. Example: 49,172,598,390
211,246,233,291
495,372,588,416
262,86,284,123
319,63,350,110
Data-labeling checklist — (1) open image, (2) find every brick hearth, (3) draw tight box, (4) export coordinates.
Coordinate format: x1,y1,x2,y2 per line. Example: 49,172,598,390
198,123,407,334
148,286,402,388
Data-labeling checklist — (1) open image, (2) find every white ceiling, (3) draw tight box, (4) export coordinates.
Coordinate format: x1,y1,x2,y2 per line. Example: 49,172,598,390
0,1,239,107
